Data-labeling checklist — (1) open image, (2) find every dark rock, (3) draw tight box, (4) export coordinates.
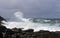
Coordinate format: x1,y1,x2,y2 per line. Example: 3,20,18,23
23,29,34,32
0,26,7,33
0,16,6,22
0,32,3,38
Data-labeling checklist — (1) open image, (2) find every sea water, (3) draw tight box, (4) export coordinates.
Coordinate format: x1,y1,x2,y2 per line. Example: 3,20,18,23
3,11,60,32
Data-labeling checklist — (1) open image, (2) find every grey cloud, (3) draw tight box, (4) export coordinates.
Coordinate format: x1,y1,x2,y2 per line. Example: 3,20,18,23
0,0,60,21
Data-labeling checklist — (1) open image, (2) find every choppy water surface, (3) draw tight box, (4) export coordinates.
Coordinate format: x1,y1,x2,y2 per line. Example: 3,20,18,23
3,18,60,32
3,11,60,32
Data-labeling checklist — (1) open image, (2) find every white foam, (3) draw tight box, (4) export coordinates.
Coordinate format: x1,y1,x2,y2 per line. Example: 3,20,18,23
3,11,60,32
3,21,60,32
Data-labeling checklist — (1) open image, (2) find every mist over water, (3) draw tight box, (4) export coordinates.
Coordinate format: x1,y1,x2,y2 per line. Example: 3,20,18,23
3,11,60,32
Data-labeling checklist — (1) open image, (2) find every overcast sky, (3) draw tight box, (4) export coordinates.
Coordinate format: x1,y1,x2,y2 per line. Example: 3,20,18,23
0,0,60,20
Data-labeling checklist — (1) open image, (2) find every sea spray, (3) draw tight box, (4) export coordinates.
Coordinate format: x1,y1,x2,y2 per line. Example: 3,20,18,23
3,11,60,32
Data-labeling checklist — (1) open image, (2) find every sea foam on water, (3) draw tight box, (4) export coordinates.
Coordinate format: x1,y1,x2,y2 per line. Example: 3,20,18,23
3,11,60,32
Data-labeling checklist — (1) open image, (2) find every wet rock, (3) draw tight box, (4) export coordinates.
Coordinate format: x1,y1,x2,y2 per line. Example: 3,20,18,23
23,29,34,32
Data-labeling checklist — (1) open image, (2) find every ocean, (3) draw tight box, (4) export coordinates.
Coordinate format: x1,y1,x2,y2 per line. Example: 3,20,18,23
2,11,60,32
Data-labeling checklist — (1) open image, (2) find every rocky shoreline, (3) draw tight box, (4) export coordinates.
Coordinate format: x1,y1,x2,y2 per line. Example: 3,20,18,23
1,27,60,38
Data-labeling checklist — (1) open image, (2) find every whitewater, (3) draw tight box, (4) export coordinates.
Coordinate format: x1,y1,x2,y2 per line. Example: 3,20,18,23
2,11,60,32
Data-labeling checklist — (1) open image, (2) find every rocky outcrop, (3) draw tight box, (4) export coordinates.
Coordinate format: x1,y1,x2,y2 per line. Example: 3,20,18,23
2,28,60,38
0,26,59,38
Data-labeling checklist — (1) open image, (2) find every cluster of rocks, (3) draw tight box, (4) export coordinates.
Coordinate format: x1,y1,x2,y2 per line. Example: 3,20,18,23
0,26,60,38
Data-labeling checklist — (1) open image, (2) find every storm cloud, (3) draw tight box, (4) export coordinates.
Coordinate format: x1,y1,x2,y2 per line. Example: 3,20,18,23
0,0,60,21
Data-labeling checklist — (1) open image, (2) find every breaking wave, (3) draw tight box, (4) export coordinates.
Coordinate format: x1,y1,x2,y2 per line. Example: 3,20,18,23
3,11,60,32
